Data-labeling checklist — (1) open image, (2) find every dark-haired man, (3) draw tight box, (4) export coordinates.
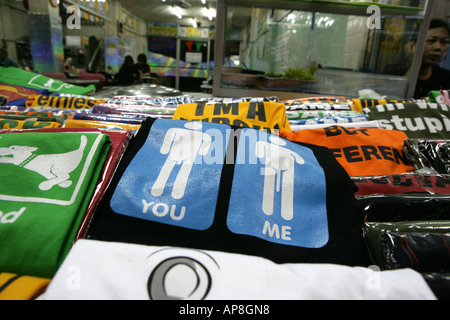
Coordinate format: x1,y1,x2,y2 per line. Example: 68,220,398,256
405,19,450,98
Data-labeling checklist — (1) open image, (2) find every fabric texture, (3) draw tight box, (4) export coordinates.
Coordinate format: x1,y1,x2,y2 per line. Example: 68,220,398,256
428,90,450,104
173,101,291,131
63,119,141,132
381,231,450,272
92,103,176,119
0,131,111,278
0,83,49,107
0,272,50,300
40,239,437,300
414,66,450,99
279,125,415,176
289,114,368,126
363,220,450,271
0,109,62,124
403,139,450,174
0,127,134,241
352,174,450,196
86,118,371,266
25,95,105,110
0,118,62,129
351,98,417,113
73,113,144,125
285,110,362,121
365,102,450,139
0,67,95,95
358,195,450,224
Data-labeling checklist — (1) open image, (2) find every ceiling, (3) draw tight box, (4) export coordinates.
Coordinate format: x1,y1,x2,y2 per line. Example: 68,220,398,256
118,0,219,27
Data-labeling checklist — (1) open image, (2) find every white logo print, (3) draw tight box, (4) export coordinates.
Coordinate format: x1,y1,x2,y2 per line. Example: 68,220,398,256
0,135,87,191
27,74,74,91
146,248,219,301
151,122,212,199
256,136,305,221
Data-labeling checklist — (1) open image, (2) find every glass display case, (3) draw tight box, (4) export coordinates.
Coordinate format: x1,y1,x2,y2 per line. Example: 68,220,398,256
213,0,436,99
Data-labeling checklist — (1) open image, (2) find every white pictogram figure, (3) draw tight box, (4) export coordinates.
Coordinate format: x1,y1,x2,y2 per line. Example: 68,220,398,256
0,135,87,191
43,78,56,89
28,75,74,91
255,136,304,221
151,122,212,199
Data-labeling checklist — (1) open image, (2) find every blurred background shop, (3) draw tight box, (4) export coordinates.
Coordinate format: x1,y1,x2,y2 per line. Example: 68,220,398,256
0,0,449,98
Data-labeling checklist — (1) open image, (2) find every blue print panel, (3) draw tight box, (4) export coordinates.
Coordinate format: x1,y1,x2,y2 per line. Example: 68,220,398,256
227,129,329,248
111,119,229,230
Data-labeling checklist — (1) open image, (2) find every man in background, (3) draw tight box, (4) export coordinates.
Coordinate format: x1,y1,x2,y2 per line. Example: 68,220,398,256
404,19,450,98
0,48,18,68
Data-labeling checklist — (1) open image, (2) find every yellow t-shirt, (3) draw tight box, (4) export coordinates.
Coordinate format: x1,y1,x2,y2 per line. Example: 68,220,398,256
0,118,62,129
64,119,141,131
0,273,50,300
173,101,291,131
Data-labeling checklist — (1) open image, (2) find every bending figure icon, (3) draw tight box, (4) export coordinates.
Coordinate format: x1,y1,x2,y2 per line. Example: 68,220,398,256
256,136,304,221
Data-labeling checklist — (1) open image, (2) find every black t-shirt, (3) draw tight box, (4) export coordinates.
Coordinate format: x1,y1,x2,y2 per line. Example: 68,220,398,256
86,118,371,266
381,231,450,272
414,65,450,99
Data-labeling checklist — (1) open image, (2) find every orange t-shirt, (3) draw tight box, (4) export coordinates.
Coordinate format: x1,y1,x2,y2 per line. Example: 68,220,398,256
278,125,415,176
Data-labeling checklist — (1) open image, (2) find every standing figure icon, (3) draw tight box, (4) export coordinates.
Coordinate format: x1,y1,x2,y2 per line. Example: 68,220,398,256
151,122,212,199
110,119,229,230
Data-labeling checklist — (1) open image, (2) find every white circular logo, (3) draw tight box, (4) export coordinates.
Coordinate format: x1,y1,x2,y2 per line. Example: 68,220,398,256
146,249,219,300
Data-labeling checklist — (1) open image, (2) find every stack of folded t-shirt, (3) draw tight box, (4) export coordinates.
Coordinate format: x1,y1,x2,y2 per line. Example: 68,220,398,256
86,117,371,267
0,131,111,278
39,239,437,300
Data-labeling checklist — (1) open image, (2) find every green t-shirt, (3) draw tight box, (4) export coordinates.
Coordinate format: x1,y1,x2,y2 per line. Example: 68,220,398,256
0,66,95,95
365,102,450,139
0,131,111,278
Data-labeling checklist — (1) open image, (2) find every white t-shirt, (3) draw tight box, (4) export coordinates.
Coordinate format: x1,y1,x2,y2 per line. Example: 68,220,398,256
39,239,437,300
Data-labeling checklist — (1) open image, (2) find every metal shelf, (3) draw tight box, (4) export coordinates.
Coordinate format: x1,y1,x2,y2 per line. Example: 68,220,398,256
213,0,436,99
224,0,425,18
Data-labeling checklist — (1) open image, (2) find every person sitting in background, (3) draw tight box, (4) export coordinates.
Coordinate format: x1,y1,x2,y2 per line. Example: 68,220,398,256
0,48,18,67
404,19,450,98
116,55,140,85
64,57,79,76
135,53,151,77
64,57,73,73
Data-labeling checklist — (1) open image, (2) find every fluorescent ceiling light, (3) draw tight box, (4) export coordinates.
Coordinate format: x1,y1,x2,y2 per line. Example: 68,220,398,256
203,7,215,20
171,6,182,19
